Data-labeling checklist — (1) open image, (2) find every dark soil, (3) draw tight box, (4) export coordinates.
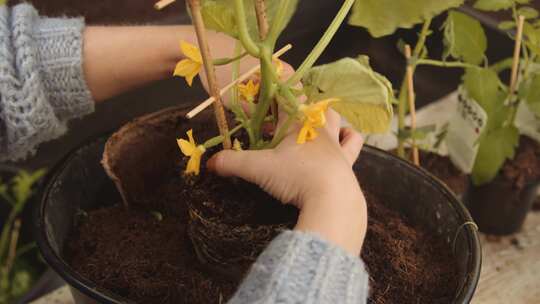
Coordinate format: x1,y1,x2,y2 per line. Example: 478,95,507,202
362,192,457,304
67,186,457,304
419,151,469,196
500,136,540,191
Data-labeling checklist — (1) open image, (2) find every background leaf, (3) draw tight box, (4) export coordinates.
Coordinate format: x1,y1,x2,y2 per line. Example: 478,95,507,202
517,6,539,19
303,56,394,133
348,0,464,37
444,11,487,64
472,125,519,185
474,0,514,11
519,72,540,116
200,0,298,41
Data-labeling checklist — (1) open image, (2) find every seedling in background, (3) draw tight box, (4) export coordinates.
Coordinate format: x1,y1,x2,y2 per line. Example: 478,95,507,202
0,169,45,304
348,0,486,165
464,0,540,186
156,0,394,175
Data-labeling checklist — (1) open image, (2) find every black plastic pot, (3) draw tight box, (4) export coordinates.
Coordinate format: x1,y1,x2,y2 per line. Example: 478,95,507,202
466,177,540,235
34,129,481,304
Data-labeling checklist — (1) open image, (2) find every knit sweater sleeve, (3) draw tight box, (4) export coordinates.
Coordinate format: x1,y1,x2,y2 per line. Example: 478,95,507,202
229,230,369,304
0,4,94,161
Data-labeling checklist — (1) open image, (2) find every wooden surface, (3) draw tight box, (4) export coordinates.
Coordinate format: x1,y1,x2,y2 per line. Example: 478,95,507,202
472,211,540,304
31,211,540,304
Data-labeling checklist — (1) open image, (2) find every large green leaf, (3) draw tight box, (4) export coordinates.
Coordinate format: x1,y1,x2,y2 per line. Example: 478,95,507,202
444,11,487,64
200,0,298,40
519,72,540,116
348,0,464,37
474,0,514,11
303,56,394,133
462,67,509,129
472,125,519,185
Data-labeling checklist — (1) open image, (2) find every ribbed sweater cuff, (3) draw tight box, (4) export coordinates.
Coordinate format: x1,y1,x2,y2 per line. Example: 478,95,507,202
34,16,94,121
230,230,369,304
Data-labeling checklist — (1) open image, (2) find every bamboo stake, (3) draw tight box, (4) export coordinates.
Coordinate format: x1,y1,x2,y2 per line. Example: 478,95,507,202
186,44,292,119
404,45,420,166
188,0,232,149
154,0,176,10
509,15,525,98
254,0,270,39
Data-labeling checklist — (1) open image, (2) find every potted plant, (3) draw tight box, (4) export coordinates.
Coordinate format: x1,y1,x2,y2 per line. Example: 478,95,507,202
348,0,488,198
455,0,540,235
0,168,45,304
35,0,481,303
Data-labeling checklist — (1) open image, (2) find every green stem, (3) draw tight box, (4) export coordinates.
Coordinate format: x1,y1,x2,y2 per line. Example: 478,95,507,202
492,58,513,73
286,0,355,86
203,124,244,149
251,46,277,146
416,59,478,69
266,0,291,47
397,19,432,159
268,113,296,148
213,51,249,66
234,0,261,57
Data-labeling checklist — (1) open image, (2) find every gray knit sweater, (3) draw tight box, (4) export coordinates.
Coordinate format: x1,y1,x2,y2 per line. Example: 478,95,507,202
0,4,369,303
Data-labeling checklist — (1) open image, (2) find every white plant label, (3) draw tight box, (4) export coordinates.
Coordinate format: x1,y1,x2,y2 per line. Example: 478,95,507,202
445,87,488,174
515,101,540,142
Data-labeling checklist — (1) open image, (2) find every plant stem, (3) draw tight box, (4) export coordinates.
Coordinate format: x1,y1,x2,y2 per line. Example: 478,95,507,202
416,59,478,69
286,0,355,86
5,219,20,275
234,0,261,56
397,19,432,159
268,113,296,148
266,0,291,47
188,0,232,149
213,52,249,66
203,124,244,149
251,46,277,146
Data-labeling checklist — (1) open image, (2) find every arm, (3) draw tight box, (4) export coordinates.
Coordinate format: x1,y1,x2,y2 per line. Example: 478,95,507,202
0,4,251,160
209,111,370,303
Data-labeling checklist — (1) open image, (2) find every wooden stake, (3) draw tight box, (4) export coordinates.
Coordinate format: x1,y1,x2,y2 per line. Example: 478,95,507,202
509,15,525,98
405,45,420,166
188,0,232,149
254,0,270,39
154,0,176,10
186,44,292,119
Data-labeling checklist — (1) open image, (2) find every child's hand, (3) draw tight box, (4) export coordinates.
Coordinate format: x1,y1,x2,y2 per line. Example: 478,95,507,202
207,110,368,255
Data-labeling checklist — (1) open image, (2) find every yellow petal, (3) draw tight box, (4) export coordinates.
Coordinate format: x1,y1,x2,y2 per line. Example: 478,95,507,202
186,129,196,146
297,124,310,144
233,139,243,151
180,40,202,63
238,80,260,102
174,60,201,87
274,59,284,76
177,139,195,157
185,148,204,175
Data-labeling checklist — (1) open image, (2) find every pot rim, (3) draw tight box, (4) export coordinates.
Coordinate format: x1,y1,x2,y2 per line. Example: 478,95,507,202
34,136,482,304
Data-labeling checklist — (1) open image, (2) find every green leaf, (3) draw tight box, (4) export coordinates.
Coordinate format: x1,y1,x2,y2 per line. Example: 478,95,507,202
472,125,519,185
498,21,516,30
12,170,45,206
398,125,437,141
200,0,298,40
348,0,464,37
523,21,540,56
443,11,487,64
517,6,539,19
303,56,394,133
519,72,540,116
474,0,514,11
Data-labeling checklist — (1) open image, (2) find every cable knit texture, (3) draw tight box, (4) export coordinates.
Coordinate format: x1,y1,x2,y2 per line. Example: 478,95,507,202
229,230,369,304
0,4,94,161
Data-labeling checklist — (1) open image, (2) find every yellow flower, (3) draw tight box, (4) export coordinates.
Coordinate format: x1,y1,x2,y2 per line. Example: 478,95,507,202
233,139,243,151
297,98,340,144
238,80,260,103
274,59,284,77
173,41,203,87
177,129,206,175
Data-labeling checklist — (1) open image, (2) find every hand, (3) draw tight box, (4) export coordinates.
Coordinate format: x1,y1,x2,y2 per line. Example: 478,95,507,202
207,110,368,255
